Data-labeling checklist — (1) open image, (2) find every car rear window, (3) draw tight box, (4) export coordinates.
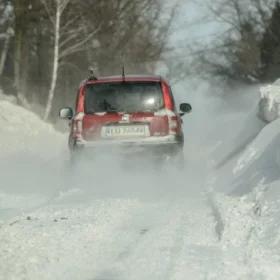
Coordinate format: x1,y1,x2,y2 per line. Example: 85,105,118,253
84,82,164,113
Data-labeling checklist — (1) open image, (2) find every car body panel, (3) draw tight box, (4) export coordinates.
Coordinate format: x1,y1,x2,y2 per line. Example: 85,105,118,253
66,75,186,161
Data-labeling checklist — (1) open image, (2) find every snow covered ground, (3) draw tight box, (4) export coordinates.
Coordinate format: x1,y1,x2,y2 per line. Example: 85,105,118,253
1,82,280,279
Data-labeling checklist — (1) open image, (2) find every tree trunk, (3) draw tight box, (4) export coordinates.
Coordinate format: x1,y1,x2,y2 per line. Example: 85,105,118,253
44,5,60,120
14,0,29,107
0,29,12,77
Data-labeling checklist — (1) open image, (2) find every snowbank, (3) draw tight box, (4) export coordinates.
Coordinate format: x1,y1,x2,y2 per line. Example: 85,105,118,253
213,115,280,195
0,98,65,221
206,109,280,279
0,98,64,157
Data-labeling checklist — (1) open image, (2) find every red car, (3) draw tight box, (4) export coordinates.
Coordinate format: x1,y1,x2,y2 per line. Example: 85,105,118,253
59,74,192,166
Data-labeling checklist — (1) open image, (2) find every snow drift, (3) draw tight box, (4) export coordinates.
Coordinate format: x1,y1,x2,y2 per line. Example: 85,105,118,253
0,95,64,156
0,96,65,220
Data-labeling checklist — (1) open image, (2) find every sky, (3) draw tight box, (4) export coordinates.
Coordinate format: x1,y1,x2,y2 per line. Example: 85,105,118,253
170,0,225,49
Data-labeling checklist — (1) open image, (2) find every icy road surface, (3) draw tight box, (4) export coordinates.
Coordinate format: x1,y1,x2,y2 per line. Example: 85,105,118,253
1,87,280,280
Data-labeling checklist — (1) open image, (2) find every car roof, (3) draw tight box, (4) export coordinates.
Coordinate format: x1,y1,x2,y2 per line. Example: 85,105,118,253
83,75,163,86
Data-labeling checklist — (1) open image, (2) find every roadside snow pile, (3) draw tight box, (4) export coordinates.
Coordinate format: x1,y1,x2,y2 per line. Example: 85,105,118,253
259,79,280,122
0,98,64,157
210,190,280,280
0,98,65,221
206,114,280,279
214,117,280,195
0,89,17,103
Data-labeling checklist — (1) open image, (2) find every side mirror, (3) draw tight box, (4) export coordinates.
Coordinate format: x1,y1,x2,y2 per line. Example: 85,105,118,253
180,103,192,116
59,107,73,120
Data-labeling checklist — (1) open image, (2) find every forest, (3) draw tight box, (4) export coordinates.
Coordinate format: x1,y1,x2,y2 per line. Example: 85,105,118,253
0,0,175,120
1,0,280,121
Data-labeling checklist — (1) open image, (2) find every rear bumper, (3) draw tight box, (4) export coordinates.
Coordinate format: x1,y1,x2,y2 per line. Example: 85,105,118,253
71,135,183,156
76,135,181,147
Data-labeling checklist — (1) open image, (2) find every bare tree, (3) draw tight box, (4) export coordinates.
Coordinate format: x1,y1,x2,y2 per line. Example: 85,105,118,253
0,1,13,77
77,0,175,75
13,0,31,106
41,0,102,120
187,0,277,83
40,0,69,120
0,0,173,121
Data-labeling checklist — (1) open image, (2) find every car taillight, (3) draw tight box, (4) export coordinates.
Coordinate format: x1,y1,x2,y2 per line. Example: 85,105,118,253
161,83,179,134
162,82,174,111
73,112,84,139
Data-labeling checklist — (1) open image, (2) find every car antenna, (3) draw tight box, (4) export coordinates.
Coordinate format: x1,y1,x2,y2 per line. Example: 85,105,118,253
88,66,98,80
122,65,125,82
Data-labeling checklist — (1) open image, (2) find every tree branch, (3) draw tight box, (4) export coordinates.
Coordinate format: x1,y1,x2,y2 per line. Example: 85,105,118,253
59,25,101,59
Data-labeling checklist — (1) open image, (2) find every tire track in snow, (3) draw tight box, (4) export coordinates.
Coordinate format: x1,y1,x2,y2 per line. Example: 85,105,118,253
95,196,219,280
2,198,208,280
167,196,220,280
0,199,149,280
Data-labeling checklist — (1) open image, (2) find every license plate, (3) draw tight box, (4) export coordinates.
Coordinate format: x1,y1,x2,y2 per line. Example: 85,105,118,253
102,125,149,138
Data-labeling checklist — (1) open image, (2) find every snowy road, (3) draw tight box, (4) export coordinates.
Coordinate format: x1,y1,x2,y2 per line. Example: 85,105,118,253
1,91,280,279
0,195,218,280
2,177,279,280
